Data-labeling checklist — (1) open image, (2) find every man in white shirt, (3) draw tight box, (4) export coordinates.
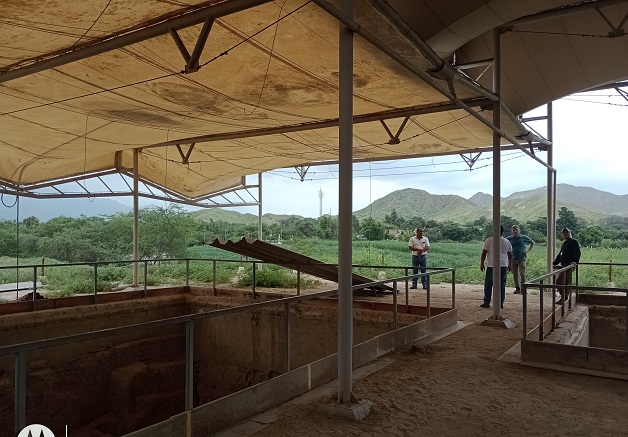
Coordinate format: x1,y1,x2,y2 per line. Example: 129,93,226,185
408,227,430,289
480,225,512,308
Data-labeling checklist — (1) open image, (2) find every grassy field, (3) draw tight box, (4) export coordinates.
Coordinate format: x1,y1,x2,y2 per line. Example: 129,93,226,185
1,241,627,298
279,240,628,289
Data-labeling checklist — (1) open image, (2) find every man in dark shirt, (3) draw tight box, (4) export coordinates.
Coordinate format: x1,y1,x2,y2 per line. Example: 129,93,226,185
553,227,581,304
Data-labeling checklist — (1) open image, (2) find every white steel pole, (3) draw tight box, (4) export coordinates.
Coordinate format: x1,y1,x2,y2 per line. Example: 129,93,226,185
337,0,354,404
492,28,502,318
133,149,140,287
258,173,263,241
547,102,555,272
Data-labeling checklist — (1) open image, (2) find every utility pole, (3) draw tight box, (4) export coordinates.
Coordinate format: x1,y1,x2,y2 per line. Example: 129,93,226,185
318,187,324,217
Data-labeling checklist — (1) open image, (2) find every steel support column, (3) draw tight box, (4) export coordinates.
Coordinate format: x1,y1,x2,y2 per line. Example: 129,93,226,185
337,0,353,404
258,173,263,241
14,351,26,434
491,28,502,318
133,150,140,287
547,102,555,272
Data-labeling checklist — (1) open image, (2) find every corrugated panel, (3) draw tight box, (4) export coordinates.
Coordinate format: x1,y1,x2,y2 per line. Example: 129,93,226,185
209,237,393,292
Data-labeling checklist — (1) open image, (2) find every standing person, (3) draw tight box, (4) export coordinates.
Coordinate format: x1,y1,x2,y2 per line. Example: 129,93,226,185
408,227,430,289
480,225,512,308
507,225,535,294
553,227,581,303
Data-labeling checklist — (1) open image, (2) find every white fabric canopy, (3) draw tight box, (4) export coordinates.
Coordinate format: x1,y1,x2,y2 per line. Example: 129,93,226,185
1,0,625,200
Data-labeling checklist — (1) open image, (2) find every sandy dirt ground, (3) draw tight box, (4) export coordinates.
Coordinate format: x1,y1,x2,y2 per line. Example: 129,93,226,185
241,284,628,437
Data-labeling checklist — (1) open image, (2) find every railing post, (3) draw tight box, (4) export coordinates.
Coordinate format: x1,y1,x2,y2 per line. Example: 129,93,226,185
252,262,256,299
522,283,528,340
14,350,26,434
539,279,544,341
213,260,217,295
451,269,456,309
392,280,398,330
185,320,194,410
567,265,572,310
404,267,409,291
144,260,148,298
94,263,98,304
552,274,558,329
32,266,38,311
625,290,628,351
426,275,431,318
282,302,291,372
296,264,301,296
186,259,190,288
575,263,580,301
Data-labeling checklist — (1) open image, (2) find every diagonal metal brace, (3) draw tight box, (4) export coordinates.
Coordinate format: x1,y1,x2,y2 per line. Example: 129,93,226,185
295,166,310,181
176,143,196,164
460,152,482,169
595,7,627,37
169,16,214,73
380,116,410,144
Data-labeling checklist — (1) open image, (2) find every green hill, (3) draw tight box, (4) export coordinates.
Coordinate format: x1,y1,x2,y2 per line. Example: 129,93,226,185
191,209,301,225
191,184,628,226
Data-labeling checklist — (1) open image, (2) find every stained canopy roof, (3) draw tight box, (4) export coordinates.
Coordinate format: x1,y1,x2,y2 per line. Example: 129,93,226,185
1,0,626,202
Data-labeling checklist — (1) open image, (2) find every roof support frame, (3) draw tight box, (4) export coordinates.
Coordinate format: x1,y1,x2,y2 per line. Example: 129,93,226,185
0,172,260,209
313,0,552,171
295,166,311,182
144,98,492,149
0,0,274,83
293,142,547,173
380,116,410,144
595,7,627,36
503,0,628,29
460,153,482,169
176,143,196,164
169,16,215,73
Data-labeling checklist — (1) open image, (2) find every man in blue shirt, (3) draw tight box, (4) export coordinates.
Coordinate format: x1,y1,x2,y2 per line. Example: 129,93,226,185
507,225,534,294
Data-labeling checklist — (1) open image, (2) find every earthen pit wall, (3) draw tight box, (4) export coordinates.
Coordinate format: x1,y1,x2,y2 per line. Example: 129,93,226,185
521,302,628,378
189,295,423,374
0,295,190,435
588,305,627,350
0,291,425,435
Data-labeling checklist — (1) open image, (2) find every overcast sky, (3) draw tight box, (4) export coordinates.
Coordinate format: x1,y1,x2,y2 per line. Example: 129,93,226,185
220,91,627,218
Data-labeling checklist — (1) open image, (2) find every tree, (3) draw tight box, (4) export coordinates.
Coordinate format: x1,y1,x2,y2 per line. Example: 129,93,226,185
384,208,404,227
557,207,578,233
579,226,604,247
318,215,338,239
359,217,385,241
352,215,360,235
523,217,547,244
139,205,194,259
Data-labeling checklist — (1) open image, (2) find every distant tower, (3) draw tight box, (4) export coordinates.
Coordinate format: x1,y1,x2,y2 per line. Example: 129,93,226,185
318,187,324,217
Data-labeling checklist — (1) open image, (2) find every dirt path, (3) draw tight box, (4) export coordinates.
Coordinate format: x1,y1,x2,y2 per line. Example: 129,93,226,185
246,284,628,436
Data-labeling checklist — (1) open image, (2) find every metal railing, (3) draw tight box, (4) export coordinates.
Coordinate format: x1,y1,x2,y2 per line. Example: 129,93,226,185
0,259,456,309
522,262,628,350
1,265,456,434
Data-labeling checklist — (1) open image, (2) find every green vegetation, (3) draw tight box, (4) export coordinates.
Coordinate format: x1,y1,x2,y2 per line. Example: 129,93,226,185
1,204,627,298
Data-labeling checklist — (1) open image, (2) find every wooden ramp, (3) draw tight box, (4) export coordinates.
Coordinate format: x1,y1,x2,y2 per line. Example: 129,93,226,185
209,238,393,294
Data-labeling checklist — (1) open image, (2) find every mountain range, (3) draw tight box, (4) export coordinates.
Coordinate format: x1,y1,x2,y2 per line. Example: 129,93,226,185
352,184,628,224
2,184,626,225
0,197,133,222
193,184,628,225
